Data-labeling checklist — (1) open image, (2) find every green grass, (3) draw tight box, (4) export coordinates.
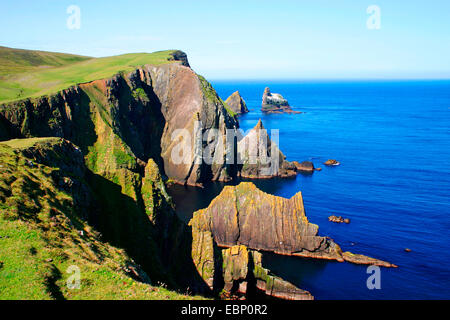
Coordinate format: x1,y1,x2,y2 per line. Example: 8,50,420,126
0,46,91,76
0,47,180,104
0,139,207,300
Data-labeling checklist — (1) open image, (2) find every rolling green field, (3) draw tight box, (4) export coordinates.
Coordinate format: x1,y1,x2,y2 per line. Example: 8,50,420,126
0,46,179,104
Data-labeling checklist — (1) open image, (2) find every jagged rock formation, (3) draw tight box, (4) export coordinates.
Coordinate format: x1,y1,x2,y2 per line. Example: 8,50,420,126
225,91,249,114
261,87,299,114
237,119,297,178
189,182,397,268
222,245,313,300
0,60,238,186
149,67,238,185
168,50,191,68
328,215,350,224
189,225,313,299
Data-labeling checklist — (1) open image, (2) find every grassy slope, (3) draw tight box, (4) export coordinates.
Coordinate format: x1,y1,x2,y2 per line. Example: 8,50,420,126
0,47,179,104
0,138,206,300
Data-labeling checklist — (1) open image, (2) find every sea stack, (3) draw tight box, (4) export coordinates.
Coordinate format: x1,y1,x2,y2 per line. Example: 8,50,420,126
261,87,299,114
225,91,249,114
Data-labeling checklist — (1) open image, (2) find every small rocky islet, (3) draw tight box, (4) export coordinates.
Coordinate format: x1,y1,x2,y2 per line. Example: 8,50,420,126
261,87,301,114
0,47,396,300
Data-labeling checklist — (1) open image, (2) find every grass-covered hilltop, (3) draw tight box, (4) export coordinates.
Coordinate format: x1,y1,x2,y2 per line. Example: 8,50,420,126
0,46,189,103
0,46,394,300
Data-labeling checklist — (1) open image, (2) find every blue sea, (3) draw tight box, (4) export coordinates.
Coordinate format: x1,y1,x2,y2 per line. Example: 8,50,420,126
168,80,450,299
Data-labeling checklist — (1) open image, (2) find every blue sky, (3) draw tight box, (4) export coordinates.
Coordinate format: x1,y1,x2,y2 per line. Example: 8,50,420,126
1,0,450,79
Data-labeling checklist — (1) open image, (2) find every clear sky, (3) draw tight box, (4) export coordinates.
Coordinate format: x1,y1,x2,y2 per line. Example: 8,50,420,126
1,0,450,79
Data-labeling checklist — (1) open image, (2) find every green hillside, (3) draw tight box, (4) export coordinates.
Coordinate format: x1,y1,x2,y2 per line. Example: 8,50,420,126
0,47,180,104
0,137,205,300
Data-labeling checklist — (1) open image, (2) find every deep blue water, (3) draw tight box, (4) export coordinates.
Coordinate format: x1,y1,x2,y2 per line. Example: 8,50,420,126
168,80,450,299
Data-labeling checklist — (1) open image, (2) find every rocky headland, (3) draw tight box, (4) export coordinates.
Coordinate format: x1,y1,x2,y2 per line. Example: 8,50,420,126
0,47,397,300
189,182,397,268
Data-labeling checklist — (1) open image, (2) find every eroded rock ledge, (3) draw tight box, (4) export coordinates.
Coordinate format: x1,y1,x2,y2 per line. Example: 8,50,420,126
190,182,397,268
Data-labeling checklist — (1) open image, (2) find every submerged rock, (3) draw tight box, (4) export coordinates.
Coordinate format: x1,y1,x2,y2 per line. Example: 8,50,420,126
190,182,397,268
225,91,248,114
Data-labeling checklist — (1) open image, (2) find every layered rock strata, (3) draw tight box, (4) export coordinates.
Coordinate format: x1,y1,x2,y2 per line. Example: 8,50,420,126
190,182,397,268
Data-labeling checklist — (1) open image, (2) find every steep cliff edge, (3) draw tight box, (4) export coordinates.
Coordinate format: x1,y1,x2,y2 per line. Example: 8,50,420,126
189,182,397,268
0,61,238,186
0,138,205,299
189,227,313,300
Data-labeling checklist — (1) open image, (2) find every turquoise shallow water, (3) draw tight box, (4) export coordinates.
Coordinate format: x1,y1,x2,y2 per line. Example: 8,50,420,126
168,80,450,299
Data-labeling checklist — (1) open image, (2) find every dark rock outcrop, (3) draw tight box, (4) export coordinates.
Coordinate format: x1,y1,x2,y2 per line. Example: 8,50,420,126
261,87,300,114
190,182,397,268
237,119,297,178
225,91,248,114
292,160,315,172
168,50,190,68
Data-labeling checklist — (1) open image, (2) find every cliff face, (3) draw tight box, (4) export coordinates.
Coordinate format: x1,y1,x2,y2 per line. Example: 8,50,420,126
189,221,313,299
0,138,204,299
148,65,238,185
225,91,249,114
0,61,238,186
237,119,297,178
190,182,396,267
0,61,232,292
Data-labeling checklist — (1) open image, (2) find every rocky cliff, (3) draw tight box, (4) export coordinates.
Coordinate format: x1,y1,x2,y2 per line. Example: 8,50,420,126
0,137,205,299
189,182,397,267
0,61,238,186
261,87,299,114
189,227,313,299
225,91,249,114
0,55,237,294
237,119,297,178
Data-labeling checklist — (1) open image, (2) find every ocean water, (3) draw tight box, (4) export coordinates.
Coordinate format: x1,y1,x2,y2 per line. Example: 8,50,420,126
168,80,450,299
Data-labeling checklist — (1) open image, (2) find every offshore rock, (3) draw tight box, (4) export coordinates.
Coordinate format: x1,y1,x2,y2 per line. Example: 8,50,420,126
292,160,315,172
324,159,340,166
225,91,249,114
190,182,397,267
328,215,350,224
237,119,297,178
261,87,300,114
